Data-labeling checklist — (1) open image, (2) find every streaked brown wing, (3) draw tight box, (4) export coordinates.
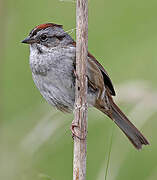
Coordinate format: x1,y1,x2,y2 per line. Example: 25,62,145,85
71,41,116,96
88,52,116,96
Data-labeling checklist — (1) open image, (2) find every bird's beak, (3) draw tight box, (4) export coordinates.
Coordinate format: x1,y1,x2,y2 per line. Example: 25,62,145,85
21,36,35,44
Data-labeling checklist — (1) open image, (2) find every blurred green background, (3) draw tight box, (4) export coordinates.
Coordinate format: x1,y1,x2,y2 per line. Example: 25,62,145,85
1,0,157,179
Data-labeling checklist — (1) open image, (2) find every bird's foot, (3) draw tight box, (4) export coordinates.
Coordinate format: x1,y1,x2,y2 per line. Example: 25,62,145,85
70,122,86,140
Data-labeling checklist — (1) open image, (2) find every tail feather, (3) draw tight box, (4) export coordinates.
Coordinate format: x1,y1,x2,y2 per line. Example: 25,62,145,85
99,99,149,150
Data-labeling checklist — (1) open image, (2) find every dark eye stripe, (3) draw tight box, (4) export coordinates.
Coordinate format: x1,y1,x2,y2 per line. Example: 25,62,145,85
54,35,65,41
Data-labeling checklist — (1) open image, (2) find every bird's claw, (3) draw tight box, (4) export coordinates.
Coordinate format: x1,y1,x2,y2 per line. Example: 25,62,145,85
70,123,86,140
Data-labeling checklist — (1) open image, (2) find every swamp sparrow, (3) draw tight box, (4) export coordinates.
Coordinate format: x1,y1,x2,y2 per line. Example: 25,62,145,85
22,23,149,149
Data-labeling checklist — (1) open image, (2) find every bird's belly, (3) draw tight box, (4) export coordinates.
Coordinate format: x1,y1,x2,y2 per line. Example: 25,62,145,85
32,70,75,111
32,70,97,112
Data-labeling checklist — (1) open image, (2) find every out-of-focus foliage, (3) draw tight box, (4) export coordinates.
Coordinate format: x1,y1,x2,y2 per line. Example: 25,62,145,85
1,0,157,179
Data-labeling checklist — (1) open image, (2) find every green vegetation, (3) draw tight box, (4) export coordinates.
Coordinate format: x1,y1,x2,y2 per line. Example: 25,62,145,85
1,0,157,179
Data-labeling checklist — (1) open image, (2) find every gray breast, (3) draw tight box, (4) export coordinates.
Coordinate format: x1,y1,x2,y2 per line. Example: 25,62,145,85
29,45,97,111
30,46,76,111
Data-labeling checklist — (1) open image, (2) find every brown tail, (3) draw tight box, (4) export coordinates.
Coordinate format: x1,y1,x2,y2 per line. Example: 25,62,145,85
99,99,149,150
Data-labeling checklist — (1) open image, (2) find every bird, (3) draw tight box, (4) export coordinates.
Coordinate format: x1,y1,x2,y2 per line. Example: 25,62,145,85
22,23,149,150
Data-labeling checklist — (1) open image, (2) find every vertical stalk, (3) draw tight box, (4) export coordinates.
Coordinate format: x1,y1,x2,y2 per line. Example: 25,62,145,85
73,0,88,180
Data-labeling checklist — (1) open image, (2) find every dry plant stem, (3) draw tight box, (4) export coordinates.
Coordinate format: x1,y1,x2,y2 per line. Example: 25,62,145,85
73,0,88,180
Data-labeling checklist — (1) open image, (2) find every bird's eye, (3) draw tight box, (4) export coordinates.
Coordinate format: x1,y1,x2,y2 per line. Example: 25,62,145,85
40,34,48,42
